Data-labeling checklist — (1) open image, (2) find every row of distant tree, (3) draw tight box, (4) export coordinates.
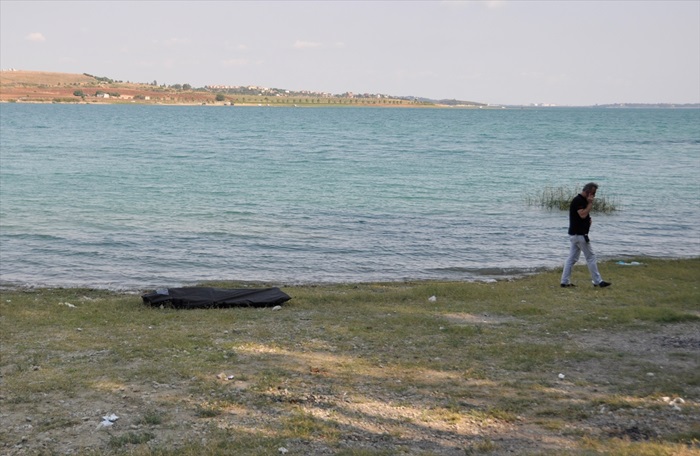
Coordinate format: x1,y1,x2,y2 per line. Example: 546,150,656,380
83,73,194,91
83,73,116,84
73,90,120,98
81,73,406,101
79,72,477,105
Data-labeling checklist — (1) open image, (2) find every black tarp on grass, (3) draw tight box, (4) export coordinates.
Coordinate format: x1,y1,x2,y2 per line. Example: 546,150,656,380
142,287,291,309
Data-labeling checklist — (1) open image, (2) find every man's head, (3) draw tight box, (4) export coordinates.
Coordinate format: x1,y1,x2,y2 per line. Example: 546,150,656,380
582,182,598,197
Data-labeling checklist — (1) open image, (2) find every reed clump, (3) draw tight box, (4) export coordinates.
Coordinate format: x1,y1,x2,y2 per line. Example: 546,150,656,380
527,186,619,213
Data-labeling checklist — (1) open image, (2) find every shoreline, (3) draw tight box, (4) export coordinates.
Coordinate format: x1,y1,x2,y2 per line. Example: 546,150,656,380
0,99,489,109
4,99,699,109
1,256,696,294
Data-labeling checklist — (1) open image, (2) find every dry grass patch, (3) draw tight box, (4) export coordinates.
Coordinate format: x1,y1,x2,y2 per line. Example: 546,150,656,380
0,70,97,86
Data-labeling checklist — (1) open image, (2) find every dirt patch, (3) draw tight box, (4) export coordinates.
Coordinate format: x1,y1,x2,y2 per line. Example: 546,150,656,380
571,322,699,371
2,322,697,455
442,312,520,325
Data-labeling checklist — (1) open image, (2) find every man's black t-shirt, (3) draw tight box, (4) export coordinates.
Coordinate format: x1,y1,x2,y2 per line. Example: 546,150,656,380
568,193,590,235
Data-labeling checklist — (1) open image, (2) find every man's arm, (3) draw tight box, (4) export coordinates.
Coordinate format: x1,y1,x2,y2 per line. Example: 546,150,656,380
577,196,594,219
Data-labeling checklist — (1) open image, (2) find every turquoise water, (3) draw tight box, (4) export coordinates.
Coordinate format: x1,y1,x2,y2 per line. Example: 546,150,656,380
1,104,698,290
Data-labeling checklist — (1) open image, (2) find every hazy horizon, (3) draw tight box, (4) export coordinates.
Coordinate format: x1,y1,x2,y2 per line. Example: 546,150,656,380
1,1,698,106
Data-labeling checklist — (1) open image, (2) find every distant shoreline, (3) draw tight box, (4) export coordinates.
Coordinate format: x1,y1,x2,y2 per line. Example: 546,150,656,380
4,69,697,108
0,69,475,108
2,99,698,110
0,100,496,109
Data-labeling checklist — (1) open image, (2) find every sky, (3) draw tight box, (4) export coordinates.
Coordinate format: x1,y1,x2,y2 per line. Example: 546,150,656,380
1,0,699,106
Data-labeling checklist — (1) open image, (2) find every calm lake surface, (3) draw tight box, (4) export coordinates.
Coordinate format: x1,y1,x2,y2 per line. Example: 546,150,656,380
1,104,698,290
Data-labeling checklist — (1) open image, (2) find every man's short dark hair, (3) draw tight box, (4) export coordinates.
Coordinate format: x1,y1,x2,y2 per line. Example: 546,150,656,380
583,182,599,193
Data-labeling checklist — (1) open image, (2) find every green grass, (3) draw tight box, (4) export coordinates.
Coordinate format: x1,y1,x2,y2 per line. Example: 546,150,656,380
0,258,698,455
109,432,156,449
527,186,620,213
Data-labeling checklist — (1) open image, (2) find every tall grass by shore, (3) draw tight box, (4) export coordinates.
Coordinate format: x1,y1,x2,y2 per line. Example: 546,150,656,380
527,186,619,213
1,258,698,455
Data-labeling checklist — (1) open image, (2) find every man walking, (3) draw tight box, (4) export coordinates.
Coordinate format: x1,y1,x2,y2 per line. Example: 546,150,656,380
561,182,611,288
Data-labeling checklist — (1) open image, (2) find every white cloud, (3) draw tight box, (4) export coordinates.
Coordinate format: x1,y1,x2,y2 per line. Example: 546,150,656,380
152,37,191,47
520,71,546,80
26,32,45,42
293,40,322,49
221,58,261,67
483,0,505,8
441,0,505,9
163,37,191,46
292,40,344,50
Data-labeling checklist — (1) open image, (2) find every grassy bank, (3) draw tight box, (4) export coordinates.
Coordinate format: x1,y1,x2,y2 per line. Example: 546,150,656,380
1,258,699,455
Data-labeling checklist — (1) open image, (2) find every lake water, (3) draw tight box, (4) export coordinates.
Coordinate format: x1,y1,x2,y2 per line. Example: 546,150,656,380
1,104,698,290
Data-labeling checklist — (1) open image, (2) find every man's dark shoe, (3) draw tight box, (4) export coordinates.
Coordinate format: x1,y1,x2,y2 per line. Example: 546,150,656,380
595,281,612,288
560,283,576,288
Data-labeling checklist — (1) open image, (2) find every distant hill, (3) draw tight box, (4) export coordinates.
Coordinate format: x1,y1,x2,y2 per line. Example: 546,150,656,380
0,70,203,104
412,97,488,107
0,69,487,107
0,70,97,86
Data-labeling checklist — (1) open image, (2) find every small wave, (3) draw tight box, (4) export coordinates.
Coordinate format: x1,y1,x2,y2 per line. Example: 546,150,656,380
2,233,65,242
429,266,550,277
622,138,700,146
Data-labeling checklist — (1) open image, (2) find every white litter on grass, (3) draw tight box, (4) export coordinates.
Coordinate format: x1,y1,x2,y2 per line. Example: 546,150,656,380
278,447,288,454
428,295,437,302
98,414,119,428
558,373,565,380
272,305,282,311
664,397,685,411
59,302,76,308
